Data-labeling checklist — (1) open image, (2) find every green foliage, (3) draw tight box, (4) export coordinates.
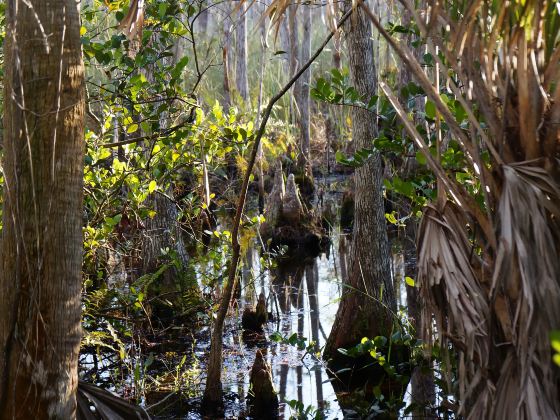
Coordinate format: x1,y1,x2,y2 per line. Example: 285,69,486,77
269,331,316,353
311,68,378,112
551,331,560,366
286,399,322,420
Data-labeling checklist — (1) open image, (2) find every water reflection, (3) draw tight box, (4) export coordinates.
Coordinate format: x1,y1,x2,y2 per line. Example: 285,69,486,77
222,233,344,419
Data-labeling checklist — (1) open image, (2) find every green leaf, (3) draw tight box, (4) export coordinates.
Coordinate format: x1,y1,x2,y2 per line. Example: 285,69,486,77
425,100,436,120
385,212,398,225
415,150,427,165
423,53,434,66
405,276,415,287
127,123,139,134
148,180,157,193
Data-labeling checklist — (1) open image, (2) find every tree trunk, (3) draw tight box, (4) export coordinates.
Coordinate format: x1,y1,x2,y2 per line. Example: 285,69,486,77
0,0,85,417
198,4,209,35
288,4,300,127
222,1,232,109
398,4,435,415
140,38,192,305
296,5,312,173
235,2,249,103
325,0,395,360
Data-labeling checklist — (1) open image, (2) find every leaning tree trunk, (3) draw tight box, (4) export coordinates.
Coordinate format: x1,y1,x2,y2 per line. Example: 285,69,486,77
0,0,85,417
324,1,396,360
235,1,249,103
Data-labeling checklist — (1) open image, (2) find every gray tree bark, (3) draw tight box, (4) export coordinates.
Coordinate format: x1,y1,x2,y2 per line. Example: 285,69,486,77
0,0,85,417
288,4,300,126
222,1,232,108
296,5,312,172
325,0,395,359
235,2,249,103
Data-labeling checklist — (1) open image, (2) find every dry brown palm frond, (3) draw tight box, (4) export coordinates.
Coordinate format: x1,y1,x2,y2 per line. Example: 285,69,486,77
77,380,151,419
492,162,560,327
491,351,559,420
417,202,490,401
118,0,145,42
490,161,560,418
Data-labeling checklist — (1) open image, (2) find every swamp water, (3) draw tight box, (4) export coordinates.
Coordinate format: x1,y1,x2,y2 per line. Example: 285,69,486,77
80,179,418,419
214,238,346,419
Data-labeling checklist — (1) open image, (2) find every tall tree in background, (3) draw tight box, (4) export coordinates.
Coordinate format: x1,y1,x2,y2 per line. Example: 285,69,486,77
140,37,194,311
296,5,312,173
235,1,249,103
288,4,300,130
221,1,232,108
0,0,85,417
324,1,395,360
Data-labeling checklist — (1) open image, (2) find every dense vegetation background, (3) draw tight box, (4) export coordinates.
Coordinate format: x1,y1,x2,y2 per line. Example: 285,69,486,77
0,0,559,419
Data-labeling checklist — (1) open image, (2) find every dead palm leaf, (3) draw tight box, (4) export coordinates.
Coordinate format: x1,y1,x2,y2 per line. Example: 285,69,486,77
77,380,151,420
118,0,145,42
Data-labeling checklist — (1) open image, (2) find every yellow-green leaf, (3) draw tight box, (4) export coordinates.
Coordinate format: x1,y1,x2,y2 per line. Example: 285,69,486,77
405,276,415,287
148,180,157,193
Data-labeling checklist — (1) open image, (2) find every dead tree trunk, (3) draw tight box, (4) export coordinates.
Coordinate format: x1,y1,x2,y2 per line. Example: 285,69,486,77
0,0,85,416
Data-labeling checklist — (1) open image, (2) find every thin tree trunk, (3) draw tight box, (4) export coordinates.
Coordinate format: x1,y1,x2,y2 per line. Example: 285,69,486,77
0,0,85,417
222,2,232,109
198,3,209,35
235,2,249,103
325,0,395,360
255,5,267,214
297,5,312,173
306,261,324,405
288,4,300,127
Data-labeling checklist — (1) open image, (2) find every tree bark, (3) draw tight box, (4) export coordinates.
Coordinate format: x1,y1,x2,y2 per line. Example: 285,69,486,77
0,0,85,417
296,5,312,173
325,0,395,360
288,4,300,125
222,1,232,109
140,38,192,303
235,2,249,103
